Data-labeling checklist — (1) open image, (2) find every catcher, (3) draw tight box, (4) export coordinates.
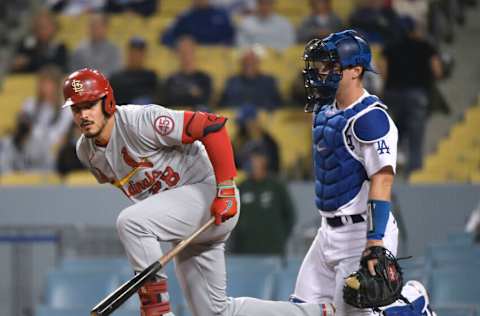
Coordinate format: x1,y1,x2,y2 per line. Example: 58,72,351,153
290,30,436,316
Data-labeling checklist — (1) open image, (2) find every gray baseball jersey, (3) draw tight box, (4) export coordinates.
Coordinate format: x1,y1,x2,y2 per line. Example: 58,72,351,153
75,104,330,316
76,104,215,202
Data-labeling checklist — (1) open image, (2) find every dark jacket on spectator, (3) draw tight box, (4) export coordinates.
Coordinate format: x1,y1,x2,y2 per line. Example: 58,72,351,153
161,6,235,47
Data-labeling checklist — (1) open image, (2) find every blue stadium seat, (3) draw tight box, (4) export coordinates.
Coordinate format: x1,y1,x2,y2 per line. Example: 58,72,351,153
272,257,303,300
427,244,480,267
44,270,121,308
447,232,474,246
429,265,480,308
35,306,139,316
434,305,477,316
226,255,281,299
59,257,131,273
401,256,429,286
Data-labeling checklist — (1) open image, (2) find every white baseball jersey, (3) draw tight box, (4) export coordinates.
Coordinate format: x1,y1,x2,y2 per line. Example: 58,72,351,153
76,104,215,202
293,90,400,316
320,90,398,217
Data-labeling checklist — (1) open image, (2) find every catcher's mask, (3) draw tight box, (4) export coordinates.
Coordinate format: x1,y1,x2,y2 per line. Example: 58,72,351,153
303,30,375,112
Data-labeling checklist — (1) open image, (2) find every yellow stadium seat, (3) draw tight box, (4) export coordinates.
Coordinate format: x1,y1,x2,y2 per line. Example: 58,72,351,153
216,108,238,140
0,75,36,134
0,172,61,186
409,170,448,184
262,108,312,171
63,171,100,186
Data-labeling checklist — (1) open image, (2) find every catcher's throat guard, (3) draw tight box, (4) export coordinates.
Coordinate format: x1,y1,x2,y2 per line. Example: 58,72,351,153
343,246,403,309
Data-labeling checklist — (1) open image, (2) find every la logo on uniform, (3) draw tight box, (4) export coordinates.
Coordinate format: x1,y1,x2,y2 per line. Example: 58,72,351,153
72,79,84,93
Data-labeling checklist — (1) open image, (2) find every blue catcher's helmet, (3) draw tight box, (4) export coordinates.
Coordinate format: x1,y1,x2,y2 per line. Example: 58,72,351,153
303,29,375,112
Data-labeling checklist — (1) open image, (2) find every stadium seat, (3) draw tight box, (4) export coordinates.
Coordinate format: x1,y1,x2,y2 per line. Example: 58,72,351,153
35,305,140,316
59,257,131,272
447,232,474,245
0,172,61,186
44,270,121,308
433,305,477,316
271,257,302,300
226,255,281,299
429,265,480,307
63,170,101,186
427,244,480,267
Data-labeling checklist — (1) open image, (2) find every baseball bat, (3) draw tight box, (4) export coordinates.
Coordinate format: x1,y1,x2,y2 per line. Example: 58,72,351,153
90,217,216,316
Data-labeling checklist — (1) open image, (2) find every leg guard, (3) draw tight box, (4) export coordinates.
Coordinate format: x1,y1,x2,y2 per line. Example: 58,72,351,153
138,279,171,316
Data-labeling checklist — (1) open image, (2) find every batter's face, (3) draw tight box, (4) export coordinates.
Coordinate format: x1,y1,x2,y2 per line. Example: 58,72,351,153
71,99,108,138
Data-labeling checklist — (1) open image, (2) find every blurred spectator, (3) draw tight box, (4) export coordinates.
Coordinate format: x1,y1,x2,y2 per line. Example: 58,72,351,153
70,13,121,77
11,9,68,73
0,66,72,173
296,0,343,44
109,36,159,105
56,123,86,176
236,0,295,51
161,0,235,47
392,0,429,32
381,17,443,175
163,37,212,108
230,145,295,255
104,0,158,17
47,0,106,15
466,201,480,243
348,0,403,44
210,0,256,15
219,47,282,109
233,104,279,173
0,113,34,174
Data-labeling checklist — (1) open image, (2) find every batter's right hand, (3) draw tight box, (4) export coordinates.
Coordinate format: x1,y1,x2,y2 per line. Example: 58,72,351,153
210,183,238,225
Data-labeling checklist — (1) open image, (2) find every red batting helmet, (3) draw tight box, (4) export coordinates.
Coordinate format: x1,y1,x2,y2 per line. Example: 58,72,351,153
63,68,116,115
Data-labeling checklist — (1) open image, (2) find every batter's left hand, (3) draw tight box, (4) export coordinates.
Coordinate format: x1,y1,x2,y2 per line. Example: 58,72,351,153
363,239,384,276
211,182,238,225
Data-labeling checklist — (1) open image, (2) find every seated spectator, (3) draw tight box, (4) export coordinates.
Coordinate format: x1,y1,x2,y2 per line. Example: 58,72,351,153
11,9,68,73
236,0,295,51
161,0,235,47
296,0,343,44
381,17,443,175
219,47,282,109
109,36,159,105
104,0,158,17
0,66,72,173
230,145,295,255
70,13,121,77
163,37,212,108
56,123,86,176
47,0,106,15
210,0,256,16
233,104,279,173
348,0,403,45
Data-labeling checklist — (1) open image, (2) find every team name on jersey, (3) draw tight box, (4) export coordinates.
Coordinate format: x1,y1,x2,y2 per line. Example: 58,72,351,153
114,146,180,198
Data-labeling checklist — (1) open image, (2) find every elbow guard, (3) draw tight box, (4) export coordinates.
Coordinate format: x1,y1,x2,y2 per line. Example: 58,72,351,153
182,111,236,183
182,111,227,143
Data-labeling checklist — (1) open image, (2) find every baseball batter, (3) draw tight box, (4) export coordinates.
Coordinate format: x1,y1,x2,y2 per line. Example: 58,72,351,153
63,68,334,316
290,30,435,316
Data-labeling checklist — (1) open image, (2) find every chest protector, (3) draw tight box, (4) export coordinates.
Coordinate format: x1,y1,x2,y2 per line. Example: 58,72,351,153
313,95,380,212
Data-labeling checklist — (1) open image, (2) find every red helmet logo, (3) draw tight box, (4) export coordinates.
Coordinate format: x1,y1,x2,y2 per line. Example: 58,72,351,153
63,68,116,115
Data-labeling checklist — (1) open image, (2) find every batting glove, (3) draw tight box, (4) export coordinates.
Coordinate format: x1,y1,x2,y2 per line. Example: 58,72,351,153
211,184,238,225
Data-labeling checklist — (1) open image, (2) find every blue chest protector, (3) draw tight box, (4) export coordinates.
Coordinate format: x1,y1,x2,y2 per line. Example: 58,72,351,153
313,95,380,212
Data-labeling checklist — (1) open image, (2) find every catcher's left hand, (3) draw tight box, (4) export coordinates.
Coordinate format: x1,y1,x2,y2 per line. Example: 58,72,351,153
343,246,403,309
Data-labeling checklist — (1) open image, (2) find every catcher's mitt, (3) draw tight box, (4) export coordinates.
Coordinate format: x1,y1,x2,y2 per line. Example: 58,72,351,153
343,246,403,308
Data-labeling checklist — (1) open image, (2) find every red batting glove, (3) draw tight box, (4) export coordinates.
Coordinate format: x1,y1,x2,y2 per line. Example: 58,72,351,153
210,184,238,225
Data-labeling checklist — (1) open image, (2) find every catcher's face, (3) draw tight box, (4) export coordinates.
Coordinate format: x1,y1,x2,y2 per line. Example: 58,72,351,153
71,99,108,138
